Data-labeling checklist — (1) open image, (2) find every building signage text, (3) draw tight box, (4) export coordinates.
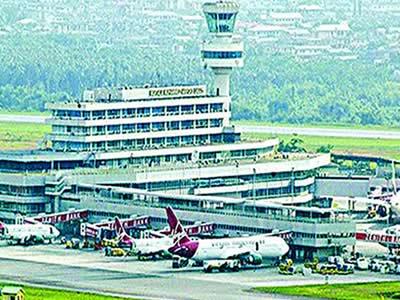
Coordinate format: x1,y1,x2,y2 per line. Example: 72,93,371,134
149,86,206,98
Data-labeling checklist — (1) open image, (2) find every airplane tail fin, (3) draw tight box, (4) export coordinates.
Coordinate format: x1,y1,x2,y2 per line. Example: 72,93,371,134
114,217,132,244
165,206,191,245
0,221,5,234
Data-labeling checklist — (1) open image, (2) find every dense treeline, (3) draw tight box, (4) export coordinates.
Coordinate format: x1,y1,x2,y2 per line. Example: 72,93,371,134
0,35,400,126
233,49,400,126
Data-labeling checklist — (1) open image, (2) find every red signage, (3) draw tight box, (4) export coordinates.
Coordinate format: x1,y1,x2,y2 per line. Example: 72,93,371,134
26,210,89,225
356,231,400,246
81,216,150,238
95,216,150,230
159,223,216,236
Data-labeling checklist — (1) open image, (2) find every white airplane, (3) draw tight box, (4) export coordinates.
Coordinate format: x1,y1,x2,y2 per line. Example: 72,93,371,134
166,206,289,266
0,221,60,245
366,162,400,219
388,161,400,217
114,217,172,258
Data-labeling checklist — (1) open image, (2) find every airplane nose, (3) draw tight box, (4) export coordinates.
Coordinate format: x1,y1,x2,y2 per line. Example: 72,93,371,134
280,240,290,256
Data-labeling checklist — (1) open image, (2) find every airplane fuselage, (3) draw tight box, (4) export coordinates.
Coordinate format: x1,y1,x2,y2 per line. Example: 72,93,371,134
2,224,60,244
171,235,289,262
130,236,173,256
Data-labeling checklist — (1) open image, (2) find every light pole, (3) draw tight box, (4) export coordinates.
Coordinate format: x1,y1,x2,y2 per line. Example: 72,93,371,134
253,167,256,215
291,167,295,202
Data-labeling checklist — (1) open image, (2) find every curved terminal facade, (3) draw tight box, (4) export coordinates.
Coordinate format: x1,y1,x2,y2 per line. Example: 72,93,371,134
0,0,354,260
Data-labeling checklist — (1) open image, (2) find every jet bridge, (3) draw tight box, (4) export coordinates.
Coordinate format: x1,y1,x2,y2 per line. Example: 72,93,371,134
22,209,89,225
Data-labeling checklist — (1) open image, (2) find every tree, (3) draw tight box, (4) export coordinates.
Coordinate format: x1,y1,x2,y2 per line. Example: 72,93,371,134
278,136,307,153
316,145,334,153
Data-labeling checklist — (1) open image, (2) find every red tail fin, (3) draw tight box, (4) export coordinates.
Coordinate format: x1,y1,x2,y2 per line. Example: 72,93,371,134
114,217,132,244
0,221,5,234
165,206,191,244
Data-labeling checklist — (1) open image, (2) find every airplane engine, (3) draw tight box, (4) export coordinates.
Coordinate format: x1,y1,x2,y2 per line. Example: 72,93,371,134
377,205,388,217
244,253,263,265
35,235,45,243
21,235,34,245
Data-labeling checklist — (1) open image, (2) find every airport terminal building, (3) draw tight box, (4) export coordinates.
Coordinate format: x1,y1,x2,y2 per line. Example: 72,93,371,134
0,1,356,259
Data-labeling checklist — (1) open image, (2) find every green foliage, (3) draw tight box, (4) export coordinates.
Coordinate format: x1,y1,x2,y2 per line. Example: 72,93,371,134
0,122,50,150
253,281,400,300
0,34,399,129
278,136,307,153
316,144,334,153
0,282,129,300
232,50,400,127
0,84,70,112
244,132,400,160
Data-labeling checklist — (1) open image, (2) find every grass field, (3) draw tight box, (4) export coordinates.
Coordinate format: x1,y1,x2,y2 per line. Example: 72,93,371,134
0,120,398,161
243,132,400,160
0,282,130,300
0,122,51,150
253,281,400,300
234,119,400,132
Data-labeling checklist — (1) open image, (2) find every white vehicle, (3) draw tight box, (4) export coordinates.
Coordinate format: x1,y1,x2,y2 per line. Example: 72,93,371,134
0,221,60,245
328,256,344,266
356,257,370,270
166,206,289,266
114,217,172,258
370,259,384,272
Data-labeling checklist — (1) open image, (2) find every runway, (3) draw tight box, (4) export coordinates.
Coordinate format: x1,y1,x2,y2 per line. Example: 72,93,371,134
0,114,47,124
1,113,400,140
0,245,398,300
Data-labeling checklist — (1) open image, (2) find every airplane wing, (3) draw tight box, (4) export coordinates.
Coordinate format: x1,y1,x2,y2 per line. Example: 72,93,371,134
145,230,167,238
135,246,169,257
332,196,388,207
15,234,32,245
23,218,41,225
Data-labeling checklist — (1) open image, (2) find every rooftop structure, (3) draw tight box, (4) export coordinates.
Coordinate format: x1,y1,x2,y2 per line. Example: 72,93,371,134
202,1,244,97
46,84,239,153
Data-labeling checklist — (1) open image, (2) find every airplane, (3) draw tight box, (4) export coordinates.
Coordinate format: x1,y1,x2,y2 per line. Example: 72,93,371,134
114,217,172,259
165,206,289,266
365,162,400,220
388,161,400,217
0,221,60,245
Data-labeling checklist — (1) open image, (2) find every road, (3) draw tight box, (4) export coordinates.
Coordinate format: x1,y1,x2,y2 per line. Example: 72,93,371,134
2,113,400,140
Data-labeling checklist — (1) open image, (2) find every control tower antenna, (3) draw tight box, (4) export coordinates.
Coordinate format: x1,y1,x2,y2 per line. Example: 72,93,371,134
201,1,244,98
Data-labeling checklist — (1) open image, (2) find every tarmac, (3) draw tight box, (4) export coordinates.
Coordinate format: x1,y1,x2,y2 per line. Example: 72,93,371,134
0,244,398,300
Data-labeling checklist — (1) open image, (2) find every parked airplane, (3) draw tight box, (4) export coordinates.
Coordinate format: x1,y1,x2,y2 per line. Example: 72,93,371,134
0,221,60,245
166,206,289,265
114,217,172,258
365,162,400,220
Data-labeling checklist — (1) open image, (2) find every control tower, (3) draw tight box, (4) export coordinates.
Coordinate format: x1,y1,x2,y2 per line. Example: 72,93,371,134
201,1,244,98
